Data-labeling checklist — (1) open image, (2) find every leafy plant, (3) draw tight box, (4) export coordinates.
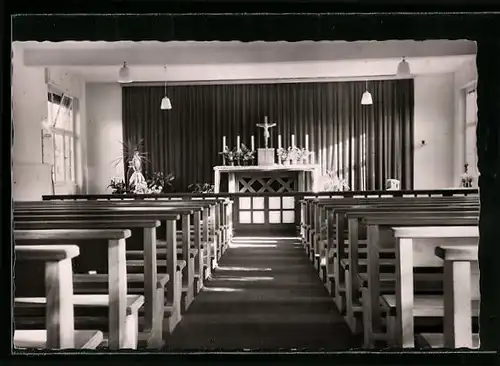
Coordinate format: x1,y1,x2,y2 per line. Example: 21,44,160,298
147,172,175,193
320,170,350,191
188,183,215,194
107,177,128,194
112,138,150,171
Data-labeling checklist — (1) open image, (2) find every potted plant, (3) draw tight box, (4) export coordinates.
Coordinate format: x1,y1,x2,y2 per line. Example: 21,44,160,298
113,139,150,192
107,177,128,194
320,170,350,191
147,171,175,193
188,183,215,194
460,163,474,188
277,147,289,165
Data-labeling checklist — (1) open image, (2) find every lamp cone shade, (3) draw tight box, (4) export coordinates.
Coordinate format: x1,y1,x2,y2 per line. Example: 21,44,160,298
161,96,172,110
118,62,132,83
361,91,373,105
397,58,411,78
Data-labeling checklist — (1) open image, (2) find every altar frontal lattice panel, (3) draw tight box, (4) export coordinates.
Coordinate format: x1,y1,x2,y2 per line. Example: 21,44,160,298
238,176,296,193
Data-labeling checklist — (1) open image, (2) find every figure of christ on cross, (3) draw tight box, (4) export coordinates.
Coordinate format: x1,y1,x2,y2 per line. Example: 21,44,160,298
256,116,276,149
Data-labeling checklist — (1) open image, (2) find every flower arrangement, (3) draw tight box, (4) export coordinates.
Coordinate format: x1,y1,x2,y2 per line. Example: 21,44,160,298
188,183,215,194
239,144,255,165
219,146,235,165
320,170,350,191
460,163,474,188
107,177,127,194
277,147,289,164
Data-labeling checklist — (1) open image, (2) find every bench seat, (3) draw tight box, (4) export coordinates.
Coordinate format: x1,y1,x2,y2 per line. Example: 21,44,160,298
416,333,480,349
14,330,104,350
15,294,145,316
380,294,480,317
72,273,170,290
126,259,186,271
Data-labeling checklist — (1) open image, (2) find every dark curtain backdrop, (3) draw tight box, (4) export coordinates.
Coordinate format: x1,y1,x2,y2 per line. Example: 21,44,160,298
122,79,414,192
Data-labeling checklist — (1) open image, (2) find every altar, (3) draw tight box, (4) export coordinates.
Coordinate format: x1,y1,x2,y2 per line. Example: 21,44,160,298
213,164,321,193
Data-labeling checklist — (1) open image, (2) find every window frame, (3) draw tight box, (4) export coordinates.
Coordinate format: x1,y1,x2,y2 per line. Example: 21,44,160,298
47,87,78,186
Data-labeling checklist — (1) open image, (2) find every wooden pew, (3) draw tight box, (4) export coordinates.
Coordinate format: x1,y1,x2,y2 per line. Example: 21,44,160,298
14,218,168,349
320,199,478,312
390,226,479,348
14,245,104,350
14,229,144,350
14,201,209,318
427,245,480,349
344,208,479,331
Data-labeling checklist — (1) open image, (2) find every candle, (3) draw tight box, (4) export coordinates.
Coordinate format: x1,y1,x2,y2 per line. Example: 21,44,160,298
237,135,240,151
222,136,226,149
278,135,282,150
291,134,295,148
251,135,255,151
305,134,309,151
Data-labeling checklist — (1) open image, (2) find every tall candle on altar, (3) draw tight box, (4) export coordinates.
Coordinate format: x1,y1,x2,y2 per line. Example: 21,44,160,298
305,134,309,151
291,134,295,148
251,135,255,151
222,136,226,149
278,135,282,149
237,135,241,151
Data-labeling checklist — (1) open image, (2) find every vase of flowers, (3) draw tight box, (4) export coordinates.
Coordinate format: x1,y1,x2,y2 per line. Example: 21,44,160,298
240,144,255,166
219,146,235,166
288,146,301,165
147,171,175,193
297,148,312,164
460,163,474,188
277,147,289,165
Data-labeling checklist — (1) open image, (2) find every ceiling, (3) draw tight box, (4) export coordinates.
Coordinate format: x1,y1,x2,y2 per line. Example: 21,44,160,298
17,40,477,83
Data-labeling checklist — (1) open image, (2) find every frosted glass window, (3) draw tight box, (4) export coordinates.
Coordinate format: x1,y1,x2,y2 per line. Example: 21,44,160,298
269,211,281,223
239,211,251,224
252,211,265,223
269,197,281,210
282,211,295,223
253,197,265,210
282,197,295,209
239,197,251,209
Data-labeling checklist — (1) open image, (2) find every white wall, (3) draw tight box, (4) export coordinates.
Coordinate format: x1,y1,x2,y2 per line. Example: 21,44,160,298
86,83,124,194
413,74,455,189
453,59,478,181
12,43,88,200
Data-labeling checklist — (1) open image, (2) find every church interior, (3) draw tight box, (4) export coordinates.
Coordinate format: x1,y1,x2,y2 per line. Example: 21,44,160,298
11,40,482,351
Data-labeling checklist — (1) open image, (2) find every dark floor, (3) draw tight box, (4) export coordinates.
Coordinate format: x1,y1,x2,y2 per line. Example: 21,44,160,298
164,235,360,351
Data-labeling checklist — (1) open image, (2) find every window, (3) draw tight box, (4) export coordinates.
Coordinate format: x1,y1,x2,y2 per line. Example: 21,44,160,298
464,86,478,183
48,91,76,184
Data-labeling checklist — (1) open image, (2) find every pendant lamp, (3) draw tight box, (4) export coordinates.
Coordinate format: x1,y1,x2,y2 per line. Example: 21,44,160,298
118,62,132,83
361,80,373,105
161,64,172,110
397,57,411,78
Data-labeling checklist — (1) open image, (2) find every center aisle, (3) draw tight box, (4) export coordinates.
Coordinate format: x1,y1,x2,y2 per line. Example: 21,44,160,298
164,236,361,351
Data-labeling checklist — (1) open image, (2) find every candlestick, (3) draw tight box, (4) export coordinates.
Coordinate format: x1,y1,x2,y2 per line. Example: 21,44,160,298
251,135,255,151
305,134,309,151
291,134,295,148
222,136,226,149
278,135,282,150
237,135,240,151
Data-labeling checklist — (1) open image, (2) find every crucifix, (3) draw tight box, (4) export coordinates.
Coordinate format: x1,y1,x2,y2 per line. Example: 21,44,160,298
256,116,277,149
